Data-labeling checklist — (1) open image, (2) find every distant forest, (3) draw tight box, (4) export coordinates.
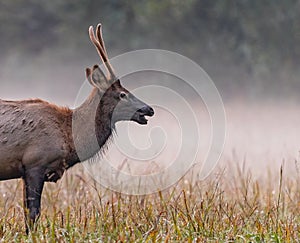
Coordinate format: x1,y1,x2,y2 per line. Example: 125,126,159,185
1,0,300,99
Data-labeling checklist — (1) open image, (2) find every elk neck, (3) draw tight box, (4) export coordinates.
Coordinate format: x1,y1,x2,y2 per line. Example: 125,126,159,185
70,88,114,164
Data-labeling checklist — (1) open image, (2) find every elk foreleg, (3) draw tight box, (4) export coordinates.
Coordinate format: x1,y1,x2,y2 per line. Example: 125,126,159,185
22,167,45,234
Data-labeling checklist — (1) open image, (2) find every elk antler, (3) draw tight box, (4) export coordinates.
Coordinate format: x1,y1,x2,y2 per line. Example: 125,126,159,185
96,23,107,57
89,24,116,80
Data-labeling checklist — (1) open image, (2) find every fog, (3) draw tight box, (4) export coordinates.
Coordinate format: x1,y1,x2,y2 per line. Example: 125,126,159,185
1,1,300,182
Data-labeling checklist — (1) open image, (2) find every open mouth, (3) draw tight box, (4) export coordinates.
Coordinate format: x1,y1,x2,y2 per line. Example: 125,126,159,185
132,107,154,125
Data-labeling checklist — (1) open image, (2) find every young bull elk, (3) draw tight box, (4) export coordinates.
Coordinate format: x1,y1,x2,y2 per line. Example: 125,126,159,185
0,23,154,232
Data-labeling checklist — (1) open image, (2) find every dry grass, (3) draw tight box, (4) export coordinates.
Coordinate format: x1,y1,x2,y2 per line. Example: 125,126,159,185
0,161,300,242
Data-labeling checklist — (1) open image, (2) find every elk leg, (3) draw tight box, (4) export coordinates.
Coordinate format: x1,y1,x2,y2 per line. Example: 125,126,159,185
22,168,45,234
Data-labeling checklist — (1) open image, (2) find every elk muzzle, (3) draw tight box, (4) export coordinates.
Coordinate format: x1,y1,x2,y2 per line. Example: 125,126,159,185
112,94,154,125
132,105,154,125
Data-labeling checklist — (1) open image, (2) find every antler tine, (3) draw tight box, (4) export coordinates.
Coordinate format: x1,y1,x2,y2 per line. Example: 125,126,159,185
88,26,109,75
89,25,116,80
95,24,116,79
96,23,107,57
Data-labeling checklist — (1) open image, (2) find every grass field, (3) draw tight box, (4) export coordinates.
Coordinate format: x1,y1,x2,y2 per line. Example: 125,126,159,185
1,103,300,242
1,164,300,242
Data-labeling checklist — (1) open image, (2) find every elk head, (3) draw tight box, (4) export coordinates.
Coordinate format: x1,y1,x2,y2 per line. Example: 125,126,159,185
86,24,154,126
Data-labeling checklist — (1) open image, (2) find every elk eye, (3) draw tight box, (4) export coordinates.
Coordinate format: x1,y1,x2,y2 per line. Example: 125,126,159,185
119,92,127,99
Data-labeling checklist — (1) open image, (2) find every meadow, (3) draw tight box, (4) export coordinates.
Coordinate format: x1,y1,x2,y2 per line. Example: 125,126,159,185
0,102,300,242
1,1,300,242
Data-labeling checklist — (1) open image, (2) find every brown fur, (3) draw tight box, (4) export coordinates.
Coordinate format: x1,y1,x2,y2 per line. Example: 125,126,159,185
0,23,154,233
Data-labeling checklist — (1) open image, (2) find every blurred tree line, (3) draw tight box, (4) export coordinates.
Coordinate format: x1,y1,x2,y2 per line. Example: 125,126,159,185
0,0,299,99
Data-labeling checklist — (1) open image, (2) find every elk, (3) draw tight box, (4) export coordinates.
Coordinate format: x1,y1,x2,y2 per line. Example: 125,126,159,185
0,23,154,233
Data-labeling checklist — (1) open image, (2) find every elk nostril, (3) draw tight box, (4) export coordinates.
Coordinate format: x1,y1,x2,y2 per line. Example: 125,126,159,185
143,106,154,116
148,107,154,116
138,106,154,116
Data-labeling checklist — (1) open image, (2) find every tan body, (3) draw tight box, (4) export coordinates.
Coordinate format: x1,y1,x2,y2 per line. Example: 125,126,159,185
0,23,154,233
0,99,73,181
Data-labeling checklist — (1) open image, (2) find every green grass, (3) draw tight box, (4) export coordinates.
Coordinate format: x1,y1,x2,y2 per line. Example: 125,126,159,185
1,162,300,242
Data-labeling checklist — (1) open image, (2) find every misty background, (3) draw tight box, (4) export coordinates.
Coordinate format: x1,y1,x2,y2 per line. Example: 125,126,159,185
0,0,300,177
0,0,300,103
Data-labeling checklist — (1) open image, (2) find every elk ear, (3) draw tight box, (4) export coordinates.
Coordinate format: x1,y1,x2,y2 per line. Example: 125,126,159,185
85,68,96,87
91,65,111,91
